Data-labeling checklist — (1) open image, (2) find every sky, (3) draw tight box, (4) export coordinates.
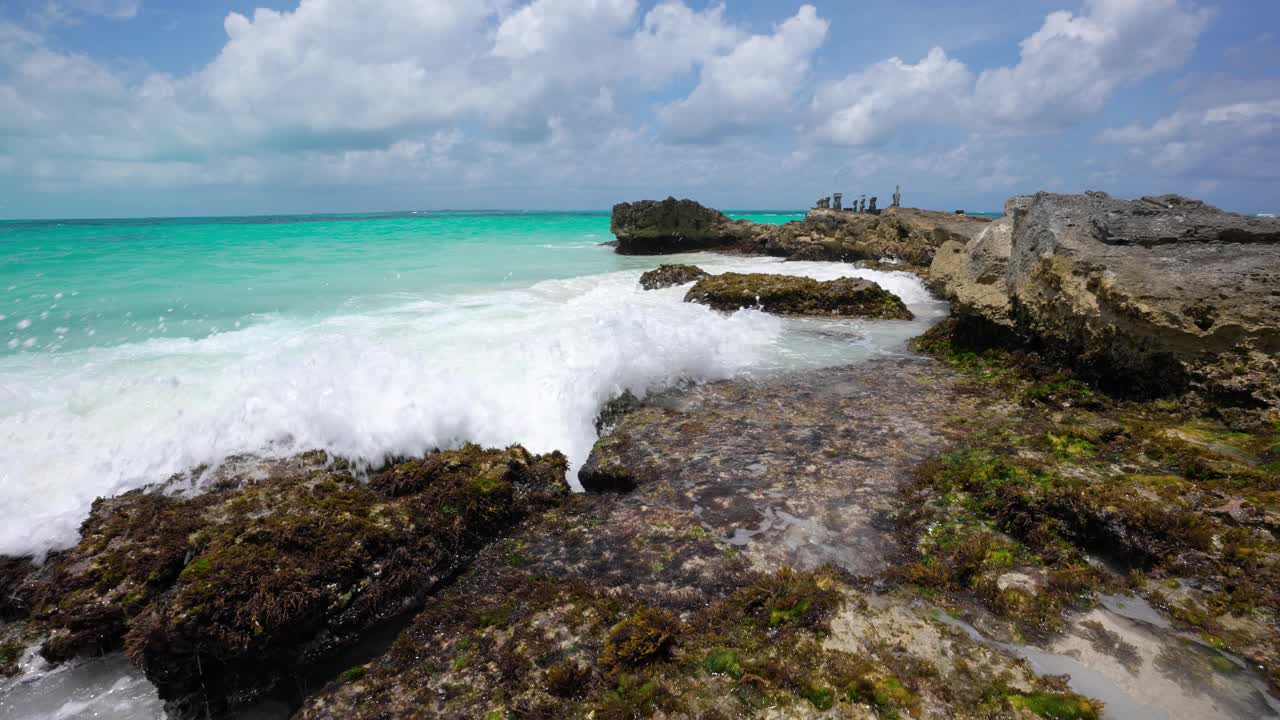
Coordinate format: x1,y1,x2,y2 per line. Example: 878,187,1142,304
0,0,1277,218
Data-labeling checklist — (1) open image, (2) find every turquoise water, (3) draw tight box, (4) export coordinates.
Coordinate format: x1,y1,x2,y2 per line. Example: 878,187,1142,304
0,211,797,355
0,209,948,561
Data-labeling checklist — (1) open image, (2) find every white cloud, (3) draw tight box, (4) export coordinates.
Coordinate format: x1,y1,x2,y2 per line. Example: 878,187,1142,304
971,0,1211,127
1100,98,1280,178
811,0,1211,146
632,1,744,81
658,4,828,142
0,1,824,196
494,0,636,59
811,47,971,146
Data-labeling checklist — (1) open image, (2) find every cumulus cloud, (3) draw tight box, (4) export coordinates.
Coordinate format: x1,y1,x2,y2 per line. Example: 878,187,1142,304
1100,97,1280,179
658,5,828,143
0,0,806,193
972,0,1211,127
0,0,1265,214
812,0,1212,146
811,47,971,146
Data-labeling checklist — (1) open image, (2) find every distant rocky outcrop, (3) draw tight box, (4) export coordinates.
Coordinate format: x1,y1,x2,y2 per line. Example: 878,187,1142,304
609,198,990,267
610,198,749,254
638,263,709,290
684,272,913,319
930,191,1280,410
767,207,991,267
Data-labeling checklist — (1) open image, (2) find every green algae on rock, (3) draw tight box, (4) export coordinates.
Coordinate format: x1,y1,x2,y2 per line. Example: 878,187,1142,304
23,492,212,663
684,272,914,319
902,319,1280,690
6,444,568,717
638,263,709,290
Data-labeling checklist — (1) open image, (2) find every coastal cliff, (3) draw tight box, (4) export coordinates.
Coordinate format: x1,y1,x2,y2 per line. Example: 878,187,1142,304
1,192,1277,719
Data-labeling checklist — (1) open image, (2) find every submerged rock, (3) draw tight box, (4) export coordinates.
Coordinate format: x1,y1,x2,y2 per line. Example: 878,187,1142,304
578,359,963,575
638,263,709,290
684,272,914,319
929,191,1280,407
10,444,568,717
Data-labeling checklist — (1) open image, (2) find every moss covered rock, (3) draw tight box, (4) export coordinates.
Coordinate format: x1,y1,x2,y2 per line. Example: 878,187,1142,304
24,492,211,663
904,319,1280,688
684,272,913,319
638,263,709,290
8,444,567,717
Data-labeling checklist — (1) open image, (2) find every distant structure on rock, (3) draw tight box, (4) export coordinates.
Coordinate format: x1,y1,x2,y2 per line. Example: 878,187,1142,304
815,196,830,209
858,196,866,213
833,192,843,211
892,185,901,208
869,197,878,214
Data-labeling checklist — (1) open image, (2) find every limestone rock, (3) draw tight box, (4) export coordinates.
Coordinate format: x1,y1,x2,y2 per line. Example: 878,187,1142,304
637,263,709,290
683,272,913,319
929,191,1280,407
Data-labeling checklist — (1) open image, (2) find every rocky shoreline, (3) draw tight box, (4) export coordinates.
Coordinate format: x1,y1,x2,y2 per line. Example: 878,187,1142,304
2,192,1278,719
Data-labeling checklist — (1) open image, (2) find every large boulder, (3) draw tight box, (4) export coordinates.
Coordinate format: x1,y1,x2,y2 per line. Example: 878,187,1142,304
684,272,913,319
929,191,1280,407
610,197,758,254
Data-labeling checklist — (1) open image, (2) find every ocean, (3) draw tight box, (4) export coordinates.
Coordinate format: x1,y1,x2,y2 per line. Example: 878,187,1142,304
0,210,946,564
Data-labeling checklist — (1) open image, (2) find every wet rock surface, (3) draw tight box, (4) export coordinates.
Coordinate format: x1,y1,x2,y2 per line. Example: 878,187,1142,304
904,319,1280,700
297,360,1105,719
684,272,914,319
929,191,1280,408
637,263,710,290
6,445,568,717
580,358,961,575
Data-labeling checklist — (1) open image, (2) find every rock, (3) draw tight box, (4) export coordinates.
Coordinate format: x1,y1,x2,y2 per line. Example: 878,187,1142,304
996,571,1042,595
610,198,760,255
577,359,962,575
13,445,568,717
768,207,992,266
608,198,989,265
0,555,35,620
295,360,1100,720
683,272,914,319
609,197,988,265
638,263,710,290
929,191,1280,407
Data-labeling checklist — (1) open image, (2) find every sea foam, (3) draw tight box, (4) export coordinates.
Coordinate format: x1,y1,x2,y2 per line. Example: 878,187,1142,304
0,256,939,558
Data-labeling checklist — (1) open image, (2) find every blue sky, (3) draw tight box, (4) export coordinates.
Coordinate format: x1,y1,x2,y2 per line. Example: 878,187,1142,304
0,0,1276,218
